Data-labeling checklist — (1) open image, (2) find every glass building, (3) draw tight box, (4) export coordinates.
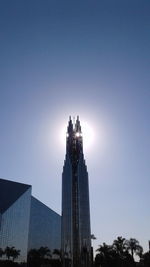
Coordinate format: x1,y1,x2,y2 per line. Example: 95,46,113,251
61,117,91,267
0,178,61,262
28,196,61,252
0,179,31,262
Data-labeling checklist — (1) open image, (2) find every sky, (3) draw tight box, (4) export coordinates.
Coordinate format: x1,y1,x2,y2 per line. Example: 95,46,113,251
0,0,150,255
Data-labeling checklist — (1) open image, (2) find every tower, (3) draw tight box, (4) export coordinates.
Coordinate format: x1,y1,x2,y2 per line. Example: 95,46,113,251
61,116,91,267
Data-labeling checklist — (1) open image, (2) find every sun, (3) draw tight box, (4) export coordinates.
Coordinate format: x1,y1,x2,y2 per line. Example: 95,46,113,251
59,118,95,151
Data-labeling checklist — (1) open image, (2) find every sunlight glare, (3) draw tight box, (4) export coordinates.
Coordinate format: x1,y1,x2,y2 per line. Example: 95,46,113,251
59,119,95,151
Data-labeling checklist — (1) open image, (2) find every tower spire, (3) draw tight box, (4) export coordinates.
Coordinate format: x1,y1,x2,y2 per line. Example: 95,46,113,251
67,116,73,134
62,116,91,267
75,115,82,133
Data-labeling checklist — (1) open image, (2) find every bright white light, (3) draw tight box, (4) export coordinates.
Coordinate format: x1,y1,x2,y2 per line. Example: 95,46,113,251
59,125,68,148
81,120,95,151
59,119,95,151
76,132,80,137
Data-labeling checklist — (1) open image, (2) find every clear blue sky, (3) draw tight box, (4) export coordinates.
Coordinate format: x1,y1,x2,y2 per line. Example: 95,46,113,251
0,0,150,254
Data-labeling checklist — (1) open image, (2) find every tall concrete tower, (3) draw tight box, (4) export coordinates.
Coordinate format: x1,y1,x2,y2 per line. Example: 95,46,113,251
61,116,91,267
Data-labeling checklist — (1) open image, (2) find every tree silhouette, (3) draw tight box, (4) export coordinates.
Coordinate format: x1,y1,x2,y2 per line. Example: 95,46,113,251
28,247,52,267
125,238,143,260
11,248,20,262
53,248,61,259
38,246,51,259
4,246,20,261
95,237,142,267
142,251,150,267
113,236,127,255
112,236,127,267
5,246,13,260
28,249,41,267
53,248,61,256
95,242,116,267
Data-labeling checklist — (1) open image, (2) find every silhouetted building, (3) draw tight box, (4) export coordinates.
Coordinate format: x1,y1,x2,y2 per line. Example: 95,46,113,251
0,178,61,262
61,116,91,267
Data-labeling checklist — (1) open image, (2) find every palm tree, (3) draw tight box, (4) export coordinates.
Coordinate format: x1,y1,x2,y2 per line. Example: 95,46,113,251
113,236,127,256
53,248,61,258
11,248,20,262
5,246,13,260
125,238,143,260
96,242,112,256
112,236,127,267
96,242,115,267
4,246,20,261
38,246,51,259
28,249,41,267
53,249,62,267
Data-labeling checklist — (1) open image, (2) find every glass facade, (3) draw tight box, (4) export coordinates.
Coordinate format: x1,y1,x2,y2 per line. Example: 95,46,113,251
78,155,91,266
0,178,61,263
0,187,31,262
28,196,61,252
61,154,73,258
61,117,91,267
